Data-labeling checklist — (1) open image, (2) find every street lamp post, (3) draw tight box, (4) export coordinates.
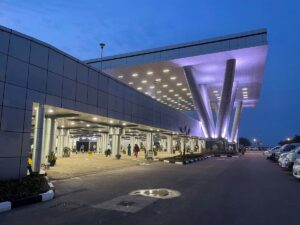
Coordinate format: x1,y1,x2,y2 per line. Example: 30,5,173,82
99,43,105,72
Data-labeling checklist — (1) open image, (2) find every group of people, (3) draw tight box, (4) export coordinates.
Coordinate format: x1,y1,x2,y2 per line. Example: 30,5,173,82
127,144,140,158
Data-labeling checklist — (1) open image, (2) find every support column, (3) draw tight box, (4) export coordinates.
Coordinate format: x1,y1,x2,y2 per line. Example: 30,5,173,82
32,104,45,173
41,118,50,164
49,119,56,153
101,133,108,152
109,127,122,157
184,66,215,138
96,136,101,153
166,135,172,154
146,132,152,151
180,137,184,153
216,59,236,138
230,101,243,143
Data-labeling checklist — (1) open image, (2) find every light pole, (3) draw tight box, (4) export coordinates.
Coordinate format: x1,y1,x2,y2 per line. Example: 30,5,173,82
99,43,105,72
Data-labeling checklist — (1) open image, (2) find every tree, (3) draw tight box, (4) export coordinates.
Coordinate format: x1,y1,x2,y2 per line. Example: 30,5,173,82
179,126,191,156
238,137,251,147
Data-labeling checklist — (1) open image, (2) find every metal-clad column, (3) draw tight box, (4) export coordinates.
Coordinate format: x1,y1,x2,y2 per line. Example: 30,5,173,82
216,59,236,138
230,101,243,142
184,66,215,138
223,83,238,139
32,104,45,173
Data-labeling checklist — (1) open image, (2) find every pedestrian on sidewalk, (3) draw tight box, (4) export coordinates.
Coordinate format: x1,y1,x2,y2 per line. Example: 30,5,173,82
127,144,131,156
133,144,140,158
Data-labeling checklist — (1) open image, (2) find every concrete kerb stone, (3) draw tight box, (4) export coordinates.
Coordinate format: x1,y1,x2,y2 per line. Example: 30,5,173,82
0,178,55,214
162,156,211,166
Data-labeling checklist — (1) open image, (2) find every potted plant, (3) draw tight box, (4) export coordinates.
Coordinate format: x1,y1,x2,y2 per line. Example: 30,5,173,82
104,149,111,157
62,147,71,157
47,151,57,166
115,154,121,160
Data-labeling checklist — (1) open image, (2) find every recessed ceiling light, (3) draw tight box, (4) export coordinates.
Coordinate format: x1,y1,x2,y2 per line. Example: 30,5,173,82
186,93,191,96
170,76,176,80
157,90,162,94
242,87,248,91
145,92,150,95
174,94,179,96
122,122,127,126
155,78,161,82
128,82,133,85
243,91,248,94
118,75,123,79
141,80,147,83
147,71,153,75
169,89,174,92
48,109,54,113
176,83,182,86
93,117,98,121
98,129,101,132
163,84,168,88
109,120,114,124
86,124,90,127
61,125,65,128
132,73,138,77
182,88,187,91
243,96,248,99
71,122,75,125
163,69,170,73
157,98,161,101
213,90,218,93
150,85,155,89
137,87,142,90
163,95,167,98
167,97,171,100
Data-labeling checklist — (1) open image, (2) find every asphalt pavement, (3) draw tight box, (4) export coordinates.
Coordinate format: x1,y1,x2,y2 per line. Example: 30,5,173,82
1,151,300,225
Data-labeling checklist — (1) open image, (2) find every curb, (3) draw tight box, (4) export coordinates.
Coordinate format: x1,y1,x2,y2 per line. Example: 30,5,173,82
0,181,55,213
163,156,211,165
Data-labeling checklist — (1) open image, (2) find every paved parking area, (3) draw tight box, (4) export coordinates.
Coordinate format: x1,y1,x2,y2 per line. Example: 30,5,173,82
46,151,175,180
1,151,300,225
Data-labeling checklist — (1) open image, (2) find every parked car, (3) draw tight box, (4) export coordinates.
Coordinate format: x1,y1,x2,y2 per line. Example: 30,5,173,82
278,151,292,167
273,143,300,161
283,146,300,170
292,158,300,179
264,146,280,159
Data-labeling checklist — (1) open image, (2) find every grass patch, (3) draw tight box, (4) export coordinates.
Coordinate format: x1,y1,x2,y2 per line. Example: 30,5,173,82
0,175,49,202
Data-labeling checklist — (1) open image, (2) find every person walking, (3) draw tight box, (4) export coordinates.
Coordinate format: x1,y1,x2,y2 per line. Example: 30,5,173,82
133,144,140,158
127,144,131,156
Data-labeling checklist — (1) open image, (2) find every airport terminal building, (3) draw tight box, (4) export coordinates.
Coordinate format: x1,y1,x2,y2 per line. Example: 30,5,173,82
0,24,268,179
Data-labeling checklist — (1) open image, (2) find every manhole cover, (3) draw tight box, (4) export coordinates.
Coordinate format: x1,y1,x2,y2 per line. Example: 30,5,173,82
130,188,181,199
117,201,135,207
49,201,83,209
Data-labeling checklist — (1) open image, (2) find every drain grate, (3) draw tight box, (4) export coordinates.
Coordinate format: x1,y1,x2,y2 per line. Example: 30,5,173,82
117,201,136,207
49,201,83,210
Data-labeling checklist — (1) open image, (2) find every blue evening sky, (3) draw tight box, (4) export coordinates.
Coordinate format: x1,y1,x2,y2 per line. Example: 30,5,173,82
1,0,299,146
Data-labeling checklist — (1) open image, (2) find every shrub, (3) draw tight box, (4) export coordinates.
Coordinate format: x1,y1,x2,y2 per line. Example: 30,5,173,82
62,147,71,157
104,149,111,157
47,151,57,166
0,175,49,202
115,154,121,160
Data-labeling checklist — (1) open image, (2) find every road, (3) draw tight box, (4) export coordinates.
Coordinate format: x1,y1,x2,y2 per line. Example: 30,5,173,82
1,151,300,225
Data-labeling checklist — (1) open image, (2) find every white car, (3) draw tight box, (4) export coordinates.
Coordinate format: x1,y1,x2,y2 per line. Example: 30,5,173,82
284,146,300,170
292,158,300,179
278,152,292,167
264,146,280,159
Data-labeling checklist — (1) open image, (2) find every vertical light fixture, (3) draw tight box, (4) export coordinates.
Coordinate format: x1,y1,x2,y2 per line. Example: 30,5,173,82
99,43,106,72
